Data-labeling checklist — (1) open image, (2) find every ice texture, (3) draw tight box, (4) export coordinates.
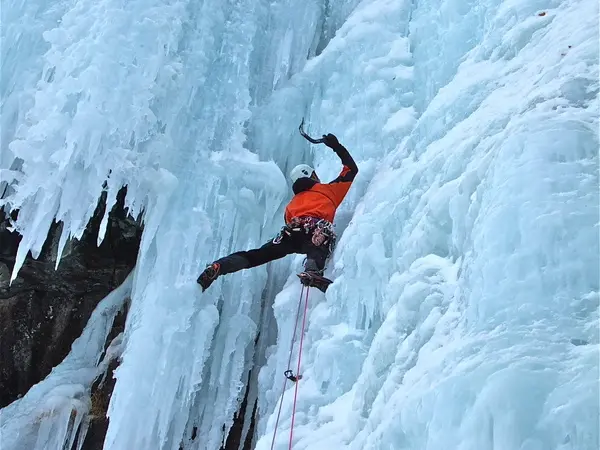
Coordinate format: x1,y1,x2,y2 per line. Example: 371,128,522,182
1,0,597,449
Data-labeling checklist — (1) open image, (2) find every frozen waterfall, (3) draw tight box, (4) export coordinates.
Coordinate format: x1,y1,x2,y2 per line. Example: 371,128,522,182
1,0,597,449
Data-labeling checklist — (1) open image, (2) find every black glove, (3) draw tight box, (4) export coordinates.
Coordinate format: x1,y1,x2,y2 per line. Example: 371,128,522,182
322,133,340,149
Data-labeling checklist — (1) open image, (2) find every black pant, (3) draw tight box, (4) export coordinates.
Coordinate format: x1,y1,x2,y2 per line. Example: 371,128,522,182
215,229,329,276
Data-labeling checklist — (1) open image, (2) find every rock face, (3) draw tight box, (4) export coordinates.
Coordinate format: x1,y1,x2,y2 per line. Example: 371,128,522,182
222,375,258,450
83,306,129,450
0,188,142,409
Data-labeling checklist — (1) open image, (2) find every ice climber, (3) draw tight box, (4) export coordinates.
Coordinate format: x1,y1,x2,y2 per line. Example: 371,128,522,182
197,133,358,293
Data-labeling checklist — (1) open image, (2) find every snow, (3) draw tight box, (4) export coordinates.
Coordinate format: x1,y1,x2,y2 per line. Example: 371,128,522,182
1,0,598,449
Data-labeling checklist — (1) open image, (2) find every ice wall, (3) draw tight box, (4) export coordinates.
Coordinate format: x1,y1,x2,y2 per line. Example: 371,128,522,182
255,0,599,449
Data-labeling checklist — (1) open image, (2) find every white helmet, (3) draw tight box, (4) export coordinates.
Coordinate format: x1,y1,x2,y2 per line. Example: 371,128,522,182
290,164,315,183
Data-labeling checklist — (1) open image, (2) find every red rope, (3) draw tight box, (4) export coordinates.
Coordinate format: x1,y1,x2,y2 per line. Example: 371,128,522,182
288,286,310,450
270,286,305,450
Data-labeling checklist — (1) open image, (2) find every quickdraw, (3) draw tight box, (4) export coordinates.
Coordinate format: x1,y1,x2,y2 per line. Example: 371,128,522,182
284,370,302,383
272,228,290,245
310,219,336,252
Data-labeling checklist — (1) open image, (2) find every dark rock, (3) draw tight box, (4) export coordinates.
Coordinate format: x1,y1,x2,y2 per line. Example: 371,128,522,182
0,186,142,409
80,303,129,450
221,371,257,450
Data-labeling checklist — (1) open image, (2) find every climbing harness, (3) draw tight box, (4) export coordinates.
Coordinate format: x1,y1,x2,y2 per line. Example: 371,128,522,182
273,217,336,253
270,285,311,450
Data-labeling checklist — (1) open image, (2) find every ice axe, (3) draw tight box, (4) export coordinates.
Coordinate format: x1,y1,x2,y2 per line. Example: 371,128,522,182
298,118,325,144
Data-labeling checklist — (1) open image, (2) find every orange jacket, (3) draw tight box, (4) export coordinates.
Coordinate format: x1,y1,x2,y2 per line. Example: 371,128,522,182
284,144,358,224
